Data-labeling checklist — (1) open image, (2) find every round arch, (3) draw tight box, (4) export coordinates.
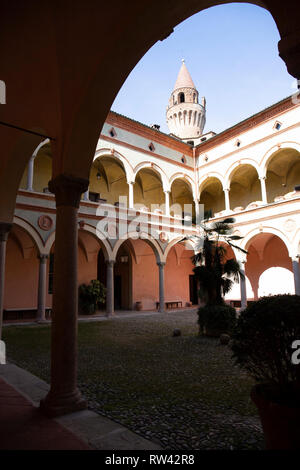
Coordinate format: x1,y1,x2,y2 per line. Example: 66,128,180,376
225,159,261,188
241,226,292,256
44,223,113,260
199,173,225,194
112,232,163,263
33,138,50,158
13,216,45,255
133,162,170,192
260,142,300,178
94,148,134,183
163,236,196,262
170,173,196,199
79,223,112,261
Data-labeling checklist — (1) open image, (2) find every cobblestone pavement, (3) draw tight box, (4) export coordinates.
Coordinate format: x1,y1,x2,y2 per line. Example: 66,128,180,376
4,309,265,450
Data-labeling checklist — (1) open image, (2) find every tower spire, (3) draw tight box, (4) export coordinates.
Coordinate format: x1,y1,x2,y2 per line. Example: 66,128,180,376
173,60,196,91
166,60,206,142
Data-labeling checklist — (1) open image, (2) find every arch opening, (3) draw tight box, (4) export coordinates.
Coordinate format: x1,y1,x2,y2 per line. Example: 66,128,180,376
133,168,165,212
266,148,300,203
245,232,293,300
199,177,225,218
229,164,261,211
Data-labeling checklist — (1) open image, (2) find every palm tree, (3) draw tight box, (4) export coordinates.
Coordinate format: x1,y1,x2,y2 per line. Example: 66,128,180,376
187,217,247,306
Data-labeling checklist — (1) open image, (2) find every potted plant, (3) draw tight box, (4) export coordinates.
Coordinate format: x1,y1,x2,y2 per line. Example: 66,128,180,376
231,294,300,449
78,279,106,315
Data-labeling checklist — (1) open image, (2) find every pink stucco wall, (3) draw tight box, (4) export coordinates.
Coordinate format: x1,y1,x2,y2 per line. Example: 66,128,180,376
131,243,194,310
4,237,39,309
4,242,98,310
165,247,194,305
132,250,158,310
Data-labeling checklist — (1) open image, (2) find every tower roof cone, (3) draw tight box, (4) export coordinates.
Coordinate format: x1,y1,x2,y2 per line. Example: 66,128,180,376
173,59,196,91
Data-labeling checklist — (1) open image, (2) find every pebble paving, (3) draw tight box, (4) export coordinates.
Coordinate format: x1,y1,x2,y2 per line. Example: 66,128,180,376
4,310,265,450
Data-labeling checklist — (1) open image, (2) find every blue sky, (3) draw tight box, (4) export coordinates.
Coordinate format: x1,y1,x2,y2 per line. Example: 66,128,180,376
112,3,296,135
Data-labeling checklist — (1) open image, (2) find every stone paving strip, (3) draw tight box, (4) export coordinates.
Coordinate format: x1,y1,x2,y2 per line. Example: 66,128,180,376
0,363,161,450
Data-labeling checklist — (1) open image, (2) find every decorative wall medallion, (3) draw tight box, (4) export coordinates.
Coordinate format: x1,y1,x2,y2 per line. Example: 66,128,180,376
38,215,53,231
284,219,296,232
159,232,169,243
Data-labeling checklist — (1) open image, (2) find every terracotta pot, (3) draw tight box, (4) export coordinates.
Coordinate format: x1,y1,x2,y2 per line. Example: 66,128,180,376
136,301,142,311
78,301,96,315
251,384,300,449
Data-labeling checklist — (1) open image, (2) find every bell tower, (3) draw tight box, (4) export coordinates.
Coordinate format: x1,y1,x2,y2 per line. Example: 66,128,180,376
166,60,206,142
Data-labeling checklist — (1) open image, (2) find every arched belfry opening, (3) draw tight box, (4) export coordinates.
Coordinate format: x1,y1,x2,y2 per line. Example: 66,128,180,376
179,92,185,103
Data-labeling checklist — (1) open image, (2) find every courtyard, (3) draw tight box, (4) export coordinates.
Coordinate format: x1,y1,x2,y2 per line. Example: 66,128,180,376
3,310,264,450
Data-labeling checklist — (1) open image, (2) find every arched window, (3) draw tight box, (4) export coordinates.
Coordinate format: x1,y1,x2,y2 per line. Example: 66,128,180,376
179,92,185,103
193,93,196,103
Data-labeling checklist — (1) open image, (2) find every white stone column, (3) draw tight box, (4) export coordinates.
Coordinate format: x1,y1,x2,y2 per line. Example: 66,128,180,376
157,261,165,313
164,191,170,217
0,223,12,340
26,156,35,191
106,260,115,316
194,199,200,224
83,189,89,201
37,254,48,322
259,177,268,204
224,188,230,212
292,256,300,295
128,182,134,209
40,174,88,417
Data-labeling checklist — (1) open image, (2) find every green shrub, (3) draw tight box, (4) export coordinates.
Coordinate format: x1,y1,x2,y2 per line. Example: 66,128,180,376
78,279,106,315
198,303,237,336
231,295,300,399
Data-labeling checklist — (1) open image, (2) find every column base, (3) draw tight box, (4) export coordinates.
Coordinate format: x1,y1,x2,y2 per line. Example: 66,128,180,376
40,389,87,418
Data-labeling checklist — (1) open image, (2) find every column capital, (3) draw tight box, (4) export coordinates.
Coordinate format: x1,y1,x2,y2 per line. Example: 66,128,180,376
38,254,49,262
259,176,266,181
106,259,115,267
49,174,89,208
0,222,12,242
157,261,166,268
223,187,230,192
